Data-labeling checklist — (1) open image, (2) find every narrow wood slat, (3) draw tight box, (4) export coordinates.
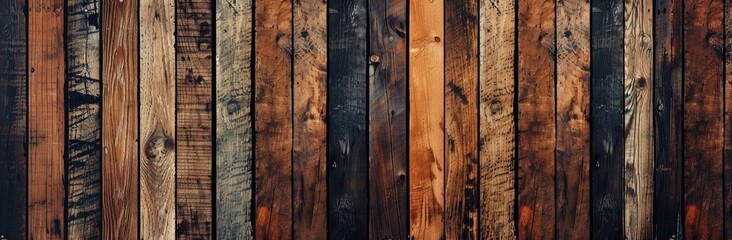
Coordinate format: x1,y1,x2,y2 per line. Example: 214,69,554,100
327,0,369,238
479,0,516,237
176,0,214,237
140,0,175,237
683,0,724,237
555,0,590,237
293,0,327,238
590,0,624,237
445,0,478,238
409,0,444,238
0,0,27,238
726,0,732,237
216,0,253,238
254,0,293,238
102,0,139,237
368,0,408,238
28,0,65,238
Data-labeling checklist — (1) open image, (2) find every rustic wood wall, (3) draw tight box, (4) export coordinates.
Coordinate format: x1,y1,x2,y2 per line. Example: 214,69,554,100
0,0,731,239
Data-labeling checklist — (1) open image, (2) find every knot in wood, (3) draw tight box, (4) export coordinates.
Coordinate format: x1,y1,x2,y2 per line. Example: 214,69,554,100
370,54,380,63
144,134,174,159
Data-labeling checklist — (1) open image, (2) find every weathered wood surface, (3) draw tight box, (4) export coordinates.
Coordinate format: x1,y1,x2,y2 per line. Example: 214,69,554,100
555,0,590,237
683,0,724,238
140,0,175,238
176,0,214,237
328,0,369,238
215,0,253,238
102,0,139,237
726,0,732,237
368,0,408,239
445,0,478,238
479,0,516,237
0,0,27,238
28,0,65,238
254,0,293,239
409,0,444,239
590,0,624,237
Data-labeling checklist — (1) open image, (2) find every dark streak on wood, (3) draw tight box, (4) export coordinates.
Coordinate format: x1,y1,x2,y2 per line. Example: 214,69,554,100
726,0,732,237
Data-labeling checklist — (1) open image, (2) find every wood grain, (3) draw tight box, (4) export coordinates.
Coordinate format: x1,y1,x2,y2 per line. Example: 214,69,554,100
254,0,292,239
409,0,444,239
726,0,732,237
368,0,408,239
216,0,253,238
28,0,65,238
479,0,516,238
140,0,175,237
176,0,214,237
102,0,139,238
683,0,725,238
555,0,590,237
0,0,27,238
590,0,624,237
445,0,478,238
66,0,102,237
327,0,369,238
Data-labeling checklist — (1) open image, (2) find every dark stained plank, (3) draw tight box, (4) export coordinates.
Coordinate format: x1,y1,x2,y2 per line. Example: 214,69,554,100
368,0,408,239
517,0,555,238
327,0,369,238
445,0,478,238
0,0,27,238
293,0,327,238
683,0,724,238
726,0,732,237
102,0,139,237
555,0,590,237
215,0,253,238
28,0,65,238
175,0,214,237
66,0,102,237
590,0,624,237
479,0,516,237
140,0,175,237
254,0,293,239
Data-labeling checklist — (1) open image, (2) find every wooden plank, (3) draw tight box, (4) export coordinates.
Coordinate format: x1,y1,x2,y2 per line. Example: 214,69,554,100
478,0,516,237
555,0,590,237
653,0,683,237
590,0,624,237
215,0,253,238
175,0,214,237
327,0,368,238
726,0,732,237
102,0,139,237
368,0,408,238
293,0,327,238
445,0,478,238
683,0,725,237
254,0,293,238
66,0,102,237
140,0,175,238
28,0,65,238
0,0,27,238
409,0,444,238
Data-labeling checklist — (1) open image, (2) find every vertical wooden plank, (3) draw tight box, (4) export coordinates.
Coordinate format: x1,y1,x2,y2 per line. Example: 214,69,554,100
254,0,292,239
445,0,478,238
555,0,590,237
176,0,214,237
726,0,732,237
368,0,408,238
327,0,369,238
683,0,725,237
409,0,444,239
66,0,102,237
590,0,624,237
0,0,27,238
216,0,253,238
623,0,654,238
479,0,516,237
28,0,65,238
293,0,327,238
140,0,175,238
